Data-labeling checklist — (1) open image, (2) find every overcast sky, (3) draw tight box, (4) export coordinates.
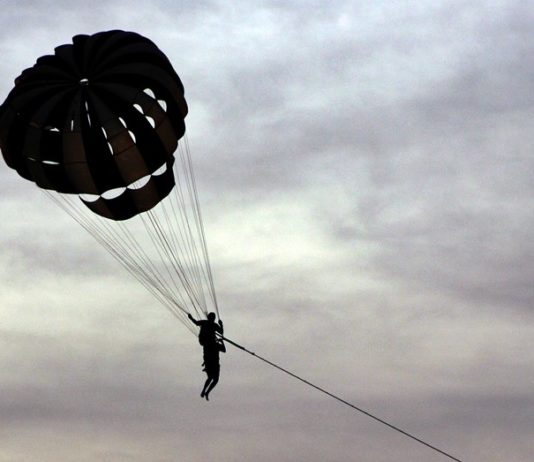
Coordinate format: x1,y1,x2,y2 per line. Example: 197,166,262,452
1,1,533,461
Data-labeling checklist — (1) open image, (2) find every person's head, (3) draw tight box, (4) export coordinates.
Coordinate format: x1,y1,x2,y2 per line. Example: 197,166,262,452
207,312,216,322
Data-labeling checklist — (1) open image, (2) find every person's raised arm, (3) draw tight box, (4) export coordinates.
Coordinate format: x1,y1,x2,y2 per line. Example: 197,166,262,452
188,313,201,326
216,319,224,335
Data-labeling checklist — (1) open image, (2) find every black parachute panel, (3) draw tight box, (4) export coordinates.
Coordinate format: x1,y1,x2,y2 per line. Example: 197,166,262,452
0,30,188,220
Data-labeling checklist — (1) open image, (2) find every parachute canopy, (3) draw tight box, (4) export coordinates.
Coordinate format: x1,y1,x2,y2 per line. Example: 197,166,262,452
0,31,219,332
0,29,188,220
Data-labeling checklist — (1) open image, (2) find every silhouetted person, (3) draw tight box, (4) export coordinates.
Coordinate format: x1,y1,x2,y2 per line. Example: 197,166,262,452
188,312,223,347
200,337,226,400
188,312,225,400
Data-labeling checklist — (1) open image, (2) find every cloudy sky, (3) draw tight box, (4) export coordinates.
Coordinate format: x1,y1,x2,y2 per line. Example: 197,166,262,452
1,1,533,461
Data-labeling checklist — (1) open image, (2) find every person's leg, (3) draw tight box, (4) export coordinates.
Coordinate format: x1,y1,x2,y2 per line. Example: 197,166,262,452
204,370,220,400
201,376,212,398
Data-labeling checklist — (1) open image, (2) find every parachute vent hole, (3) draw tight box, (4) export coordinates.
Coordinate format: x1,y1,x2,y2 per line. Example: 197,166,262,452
128,130,137,143
118,117,127,128
42,160,60,165
107,142,114,155
84,101,91,126
152,163,167,176
157,99,167,112
70,120,74,131
133,103,144,114
101,127,108,139
143,88,156,99
79,78,89,85
128,175,151,190
145,116,156,128
102,187,126,200
79,193,99,203
46,126,60,132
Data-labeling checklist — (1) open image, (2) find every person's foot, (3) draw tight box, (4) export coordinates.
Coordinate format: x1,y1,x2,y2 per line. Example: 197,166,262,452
200,390,205,398
205,393,209,401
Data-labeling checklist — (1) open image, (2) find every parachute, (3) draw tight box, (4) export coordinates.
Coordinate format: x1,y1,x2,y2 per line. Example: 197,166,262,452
0,30,219,332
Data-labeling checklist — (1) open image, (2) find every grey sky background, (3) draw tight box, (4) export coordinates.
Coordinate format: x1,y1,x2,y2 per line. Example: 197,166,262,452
1,1,533,461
